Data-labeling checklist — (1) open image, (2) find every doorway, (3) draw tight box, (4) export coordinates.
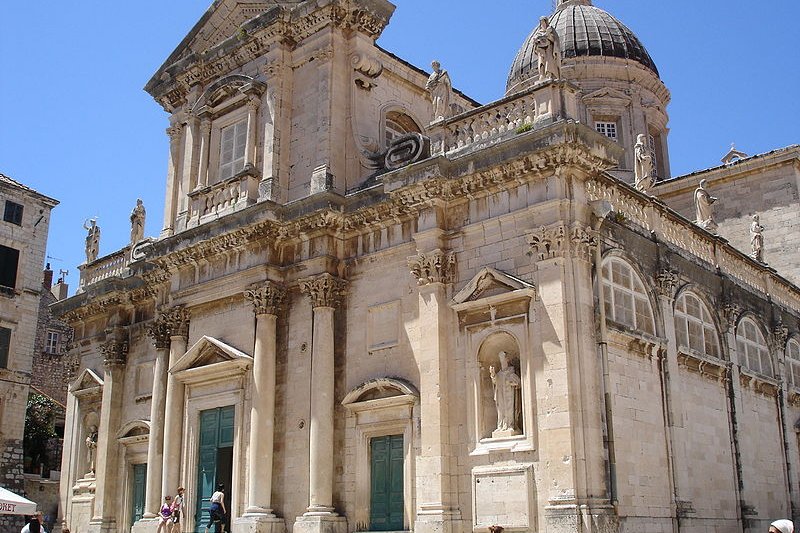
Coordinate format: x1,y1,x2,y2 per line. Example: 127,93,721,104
369,435,404,531
195,406,234,532
130,463,146,530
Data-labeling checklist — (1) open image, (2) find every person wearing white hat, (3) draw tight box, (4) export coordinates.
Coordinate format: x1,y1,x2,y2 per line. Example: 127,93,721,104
770,519,795,533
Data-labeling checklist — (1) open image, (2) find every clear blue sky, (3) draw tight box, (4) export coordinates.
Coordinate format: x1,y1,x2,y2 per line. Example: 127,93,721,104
1,1,798,293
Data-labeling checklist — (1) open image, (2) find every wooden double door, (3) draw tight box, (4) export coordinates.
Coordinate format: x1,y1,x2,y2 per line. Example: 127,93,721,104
370,435,404,531
195,406,234,532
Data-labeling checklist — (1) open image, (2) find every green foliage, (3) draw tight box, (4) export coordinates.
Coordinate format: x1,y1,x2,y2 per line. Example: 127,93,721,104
515,123,533,134
24,393,58,471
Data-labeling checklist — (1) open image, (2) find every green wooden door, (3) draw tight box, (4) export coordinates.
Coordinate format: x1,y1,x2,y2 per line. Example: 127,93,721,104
130,463,147,528
370,435,404,531
195,406,235,531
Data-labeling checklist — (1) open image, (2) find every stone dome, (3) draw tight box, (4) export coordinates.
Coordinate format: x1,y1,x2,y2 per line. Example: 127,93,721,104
507,0,659,93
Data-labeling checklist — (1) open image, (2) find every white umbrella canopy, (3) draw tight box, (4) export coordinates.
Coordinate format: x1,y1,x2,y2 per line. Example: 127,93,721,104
0,486,36,515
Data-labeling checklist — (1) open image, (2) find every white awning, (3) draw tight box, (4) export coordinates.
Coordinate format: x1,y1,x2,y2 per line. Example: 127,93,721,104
0,486,36,515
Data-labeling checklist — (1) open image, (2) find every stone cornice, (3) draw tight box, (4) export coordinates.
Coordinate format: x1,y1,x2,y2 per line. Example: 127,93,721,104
244,282,286,316
299,274,347,309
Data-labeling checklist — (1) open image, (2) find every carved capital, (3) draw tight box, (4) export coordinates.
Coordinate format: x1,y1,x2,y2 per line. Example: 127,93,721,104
101,339,128,368
247,95,261,111
527,225,567,261
245,282,286,316
161,305,191,339
656,269,680,298
408,249,455,286
772,324,790,352
166,124,183,141
723,302,743,332
200,118,212,136
300,274,347,309
146,319,172,350
570,224,598,259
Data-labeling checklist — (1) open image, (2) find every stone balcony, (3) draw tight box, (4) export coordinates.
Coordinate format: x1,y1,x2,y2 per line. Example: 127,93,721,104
77,247,130,293
186,167,261,230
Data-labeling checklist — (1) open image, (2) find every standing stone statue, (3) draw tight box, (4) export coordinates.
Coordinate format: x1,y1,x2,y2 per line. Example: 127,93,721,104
85,425,98,476
750,214,765,263
129,198,146,245
694,179,718,233
534,17,561,81
489,351,521,437
425,60,452,122
634,134,655,192
83,218,101,263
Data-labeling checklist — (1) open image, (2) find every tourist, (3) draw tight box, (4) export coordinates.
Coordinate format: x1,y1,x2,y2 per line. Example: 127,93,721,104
170,486,185,533
204,484,226,533
157,495,173,533
770,520,794,533
20,512,45,533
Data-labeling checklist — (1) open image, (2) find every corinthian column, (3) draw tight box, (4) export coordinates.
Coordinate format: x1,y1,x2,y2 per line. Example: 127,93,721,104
293,274,347,533
160,306,190,499
138,316,172,522
88,336,128,533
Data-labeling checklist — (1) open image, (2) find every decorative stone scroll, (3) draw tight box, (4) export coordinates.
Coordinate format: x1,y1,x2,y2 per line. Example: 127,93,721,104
244,282,286,316
385,133,431,171
408,249,455,286
100,339,129,368
299,274,347,309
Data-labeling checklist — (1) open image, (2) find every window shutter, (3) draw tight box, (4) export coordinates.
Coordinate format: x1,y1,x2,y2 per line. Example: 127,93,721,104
0,327,10,368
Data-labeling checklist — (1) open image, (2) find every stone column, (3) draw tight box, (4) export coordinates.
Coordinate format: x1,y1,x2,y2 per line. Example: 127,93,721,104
137,317,172,525
87,337,128,533
408,250,460,533
197,117,212,189
160,307,190,499
721,302,747,525
294,274,347,533
236,283,286,533
245,96,261,169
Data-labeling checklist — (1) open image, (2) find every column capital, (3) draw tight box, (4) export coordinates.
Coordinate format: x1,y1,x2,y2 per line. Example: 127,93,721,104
408,249,455,286
771,323,790,353
300,274,347,309
655,268,680,299
722,302,743,332
100,339,128,368
245,282,286,316
166,124,183,141
161,305,191,339
147,319,172,350
247,95,262,111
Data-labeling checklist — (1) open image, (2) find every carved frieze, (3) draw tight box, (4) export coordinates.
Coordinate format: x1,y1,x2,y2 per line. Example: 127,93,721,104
408,249,455,286
245,282,286,316
300,274,347,309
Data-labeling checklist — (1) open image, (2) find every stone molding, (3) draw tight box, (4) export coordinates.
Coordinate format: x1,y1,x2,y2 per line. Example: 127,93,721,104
677,350,730,384
408,249,455,286
244,282,286,316
299,274,347,309
101,339,129,368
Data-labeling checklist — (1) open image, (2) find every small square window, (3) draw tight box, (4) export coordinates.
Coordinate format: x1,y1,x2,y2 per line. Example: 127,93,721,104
3,201,23,226
595,122,618,141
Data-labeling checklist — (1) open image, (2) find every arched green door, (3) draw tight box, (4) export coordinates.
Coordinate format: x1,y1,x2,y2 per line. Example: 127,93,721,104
370,435,404,531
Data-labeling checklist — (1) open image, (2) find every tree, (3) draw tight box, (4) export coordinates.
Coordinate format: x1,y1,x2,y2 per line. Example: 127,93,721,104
24,393,58,473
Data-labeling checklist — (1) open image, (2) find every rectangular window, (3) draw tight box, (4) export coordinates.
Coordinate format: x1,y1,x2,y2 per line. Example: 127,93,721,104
648,133,660,179
595,122,618,140
3,201,23,226
218,119,248,181
0,245,20,294
0,327,10,368
45,331,59,354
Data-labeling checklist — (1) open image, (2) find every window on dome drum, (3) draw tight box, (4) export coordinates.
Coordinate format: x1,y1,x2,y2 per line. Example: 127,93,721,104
735,318,773,377
218,119,248,181
3,200,23,226
595,122,618,141
787,339,800,388
384,111,421,148
648,133,660,179
674,292,720,358
0,244,19,296
45,331,59,354
601,258,655,335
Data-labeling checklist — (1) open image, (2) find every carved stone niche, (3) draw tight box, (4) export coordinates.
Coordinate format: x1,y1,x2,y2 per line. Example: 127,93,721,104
451,267,537,454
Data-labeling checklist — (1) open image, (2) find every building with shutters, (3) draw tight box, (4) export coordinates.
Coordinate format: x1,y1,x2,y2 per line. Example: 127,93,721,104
0,173,58,531
53,1,800,533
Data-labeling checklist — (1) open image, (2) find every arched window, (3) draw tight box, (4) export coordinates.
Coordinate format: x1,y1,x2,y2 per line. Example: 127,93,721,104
384,111,421,148
601,257,655,335
735,317,772,377
674,291,721,358
787,338,800,388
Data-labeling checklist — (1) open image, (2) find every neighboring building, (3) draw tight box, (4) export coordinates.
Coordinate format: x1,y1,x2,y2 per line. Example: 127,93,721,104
53,2,800,533
0,173,58,531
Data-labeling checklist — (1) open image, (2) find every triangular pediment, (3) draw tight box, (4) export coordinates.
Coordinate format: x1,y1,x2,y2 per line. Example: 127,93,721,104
722,145,749,165
171,336,253,374
70,368,103,393
453,267,535,305
583,87,631,105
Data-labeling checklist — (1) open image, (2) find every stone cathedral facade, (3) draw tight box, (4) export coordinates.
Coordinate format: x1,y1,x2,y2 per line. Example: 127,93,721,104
55,1,800,533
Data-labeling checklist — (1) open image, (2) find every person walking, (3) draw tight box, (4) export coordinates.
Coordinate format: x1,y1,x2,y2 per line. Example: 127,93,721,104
156,495,173,533
170,487,185,533
204,484,226,533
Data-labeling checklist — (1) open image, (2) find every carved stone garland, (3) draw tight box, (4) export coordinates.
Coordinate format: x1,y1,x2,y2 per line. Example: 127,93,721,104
299,274,347,309
245,282,287,316
407,249,455,286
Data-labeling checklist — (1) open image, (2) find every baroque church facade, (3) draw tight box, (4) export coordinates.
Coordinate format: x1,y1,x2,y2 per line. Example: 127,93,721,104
55,1,800,533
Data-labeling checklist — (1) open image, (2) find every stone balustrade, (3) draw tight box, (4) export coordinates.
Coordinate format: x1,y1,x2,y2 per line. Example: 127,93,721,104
187,170,260,228
432,80,580,156
78,247,131,292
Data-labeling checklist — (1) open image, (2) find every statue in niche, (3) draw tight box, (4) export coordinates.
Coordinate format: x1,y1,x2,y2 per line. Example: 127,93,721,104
129,198,146,245
534,17,561,81
425,60,452,122
489,351,521,437
694,179,718,233
85,425,98,476
83,218,101,263
750,214,765,263
634,134,655,192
